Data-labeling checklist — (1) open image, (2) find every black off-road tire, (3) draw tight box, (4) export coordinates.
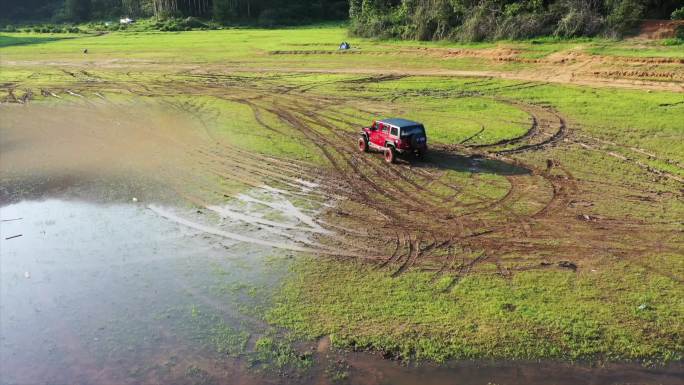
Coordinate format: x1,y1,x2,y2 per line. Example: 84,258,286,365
384,147,396,164
358,137,369,152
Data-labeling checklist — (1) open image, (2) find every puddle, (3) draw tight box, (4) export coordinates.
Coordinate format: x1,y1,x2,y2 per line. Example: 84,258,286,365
341,355,684,385
2,198,682,385
0,197,295,385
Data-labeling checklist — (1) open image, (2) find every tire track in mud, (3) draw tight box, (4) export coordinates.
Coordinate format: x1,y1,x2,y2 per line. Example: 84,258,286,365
216,96,482,261
13,74,681,281
245,94,570,275
47,80,569,274
572,135,684,184
295,107,467,213
463,99,568,155
279,94,668,280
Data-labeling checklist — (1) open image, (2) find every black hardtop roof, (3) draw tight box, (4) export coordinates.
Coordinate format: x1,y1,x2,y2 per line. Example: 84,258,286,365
377,118,423,128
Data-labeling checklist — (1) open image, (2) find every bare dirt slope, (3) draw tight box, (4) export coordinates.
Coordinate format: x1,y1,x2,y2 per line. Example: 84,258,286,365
637,19,684,39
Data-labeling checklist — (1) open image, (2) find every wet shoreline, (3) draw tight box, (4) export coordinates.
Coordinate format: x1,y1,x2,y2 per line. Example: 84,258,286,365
2,199,682,385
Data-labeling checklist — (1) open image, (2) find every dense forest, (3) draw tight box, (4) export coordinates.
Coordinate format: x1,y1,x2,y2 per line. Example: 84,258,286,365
0,0,349,25
0,0,682,39
350,0,683,40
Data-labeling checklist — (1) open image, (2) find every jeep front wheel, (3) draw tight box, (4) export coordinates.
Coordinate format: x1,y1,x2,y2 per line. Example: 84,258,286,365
358,137,369,152
384,147,396,163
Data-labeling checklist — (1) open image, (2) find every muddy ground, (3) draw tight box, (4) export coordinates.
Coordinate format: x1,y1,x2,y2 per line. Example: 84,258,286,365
1,32,683,384
5,73,679,280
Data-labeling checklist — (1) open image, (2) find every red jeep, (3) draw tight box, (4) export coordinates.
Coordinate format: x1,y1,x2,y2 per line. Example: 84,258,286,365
358,118,428,163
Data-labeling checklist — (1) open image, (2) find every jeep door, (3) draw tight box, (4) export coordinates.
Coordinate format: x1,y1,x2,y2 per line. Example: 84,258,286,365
369,121,382,147
370,122,386,147
377,122,390,147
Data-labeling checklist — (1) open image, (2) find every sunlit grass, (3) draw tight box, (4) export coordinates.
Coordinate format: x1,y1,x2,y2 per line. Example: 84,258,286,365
1,26,682,366
268,256,684,363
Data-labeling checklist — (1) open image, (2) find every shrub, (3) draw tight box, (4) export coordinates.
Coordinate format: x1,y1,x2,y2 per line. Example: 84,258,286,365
554,6,603,38
672,7,684,20
661,37,683,45
605,0,645,36
156,17,208,32
497,12,549,40
457,4,497,42
348,0,671,42
181,16,207,29
159,21,181,31
676,25,684,39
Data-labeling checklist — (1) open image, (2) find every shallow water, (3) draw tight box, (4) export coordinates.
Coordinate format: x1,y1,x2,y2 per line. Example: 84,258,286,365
2,199,682,385
342,354,684,385
0,198,291,385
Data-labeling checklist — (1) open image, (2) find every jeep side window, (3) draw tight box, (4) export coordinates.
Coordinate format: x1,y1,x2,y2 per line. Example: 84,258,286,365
381,124,388,133
390,126,398,136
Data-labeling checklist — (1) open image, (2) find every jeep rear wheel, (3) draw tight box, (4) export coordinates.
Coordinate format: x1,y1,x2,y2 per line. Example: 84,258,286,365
384,147,396,163
358,137,368,152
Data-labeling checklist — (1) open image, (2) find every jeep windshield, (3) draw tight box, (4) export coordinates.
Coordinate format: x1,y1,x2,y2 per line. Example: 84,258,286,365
400,125,425,137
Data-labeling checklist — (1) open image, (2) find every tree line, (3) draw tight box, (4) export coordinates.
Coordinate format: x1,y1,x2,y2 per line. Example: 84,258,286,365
1,0,682,39
0,0,349,24
350,0,683,40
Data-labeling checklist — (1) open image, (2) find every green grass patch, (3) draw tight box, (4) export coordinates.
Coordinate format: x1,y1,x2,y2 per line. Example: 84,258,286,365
0,33,74,47
249,335,313,372
588,40,684,58
495,84,684,167
3,28,681,73
200,97,325,163
267,257,683,363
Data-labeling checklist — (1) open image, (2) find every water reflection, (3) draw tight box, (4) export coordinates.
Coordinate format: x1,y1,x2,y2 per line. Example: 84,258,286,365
1,199,681,385
0,199,287,385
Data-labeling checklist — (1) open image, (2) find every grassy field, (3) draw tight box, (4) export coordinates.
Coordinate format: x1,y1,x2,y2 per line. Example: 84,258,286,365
2,27,683,366
2,28,683,76
268,255,683,363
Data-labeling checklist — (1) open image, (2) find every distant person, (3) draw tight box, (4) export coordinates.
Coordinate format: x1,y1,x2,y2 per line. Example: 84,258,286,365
339,42,350,50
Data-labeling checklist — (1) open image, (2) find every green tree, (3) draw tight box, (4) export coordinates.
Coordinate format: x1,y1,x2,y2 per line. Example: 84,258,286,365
672,7,684,19
605,0,647,35
349,0,363,18
213,0,237,21
65,0,92,21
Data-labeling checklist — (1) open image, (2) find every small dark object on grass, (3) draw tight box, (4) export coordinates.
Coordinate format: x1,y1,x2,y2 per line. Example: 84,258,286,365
558,261,577,271
339,41,350,50
83,49,88,54
5,234,22,240
546,159,555,171
577,214,599,222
